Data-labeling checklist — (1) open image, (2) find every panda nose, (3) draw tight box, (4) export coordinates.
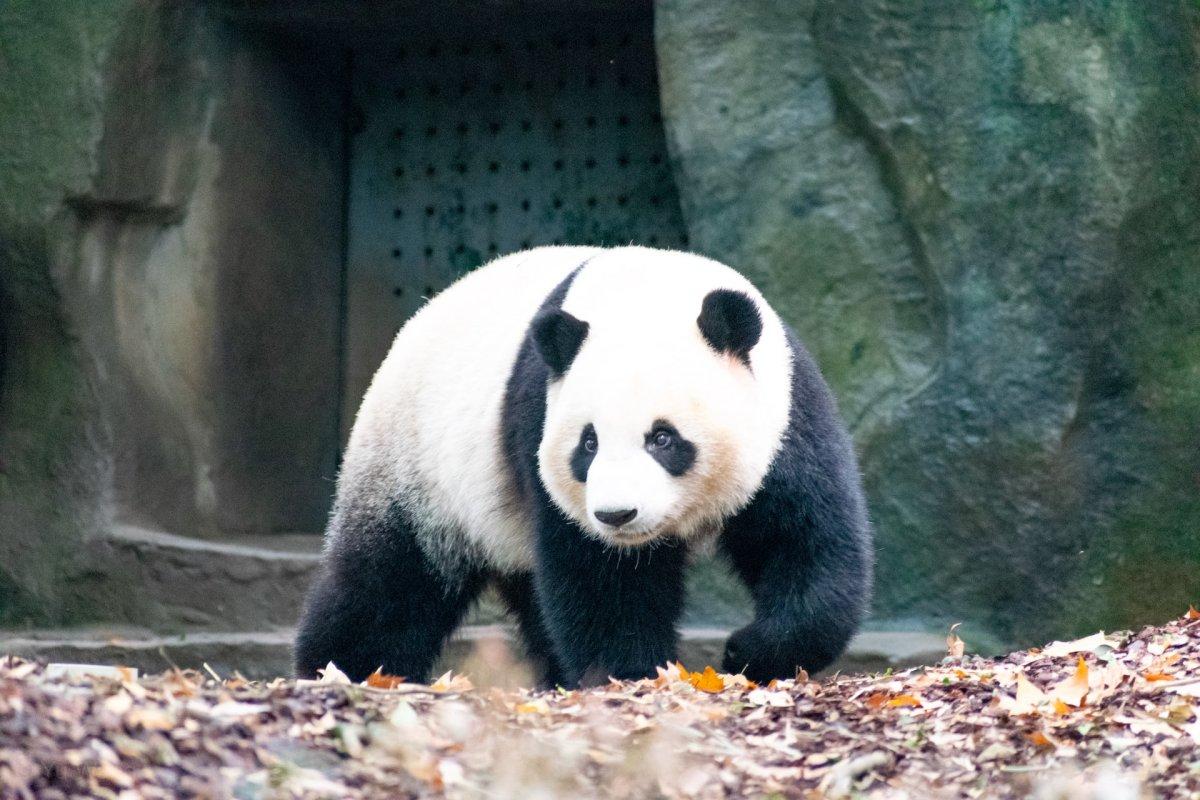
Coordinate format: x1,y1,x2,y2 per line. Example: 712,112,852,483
594,508,638,528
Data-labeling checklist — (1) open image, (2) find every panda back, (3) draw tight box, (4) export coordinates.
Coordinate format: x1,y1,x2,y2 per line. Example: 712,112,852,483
335,246,599,573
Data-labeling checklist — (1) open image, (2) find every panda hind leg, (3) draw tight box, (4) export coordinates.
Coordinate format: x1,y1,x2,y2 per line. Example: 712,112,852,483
495,572,566,689
294,504,486,682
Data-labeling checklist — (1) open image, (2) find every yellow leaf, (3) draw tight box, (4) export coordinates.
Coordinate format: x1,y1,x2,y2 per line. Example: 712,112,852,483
887,694,923,708
1186,605,1200,620
1143,671,1173,682
689,666,725,693
1053,699,1071,715
1027,730,1057,749
1052,657,1089,707
865,692,889,710
516,699,550,714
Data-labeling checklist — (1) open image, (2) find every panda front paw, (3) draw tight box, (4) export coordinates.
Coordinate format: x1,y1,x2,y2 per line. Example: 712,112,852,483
724,619,850,681
722,623,802,683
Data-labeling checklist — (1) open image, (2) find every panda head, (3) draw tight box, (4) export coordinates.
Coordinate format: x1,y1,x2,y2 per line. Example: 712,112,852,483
533,270,785,548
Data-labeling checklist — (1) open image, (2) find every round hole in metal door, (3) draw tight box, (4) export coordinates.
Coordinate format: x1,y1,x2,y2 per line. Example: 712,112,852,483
342,11,688,433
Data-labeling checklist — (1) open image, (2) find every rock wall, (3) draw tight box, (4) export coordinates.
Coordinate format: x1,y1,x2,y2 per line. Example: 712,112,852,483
657,0,1200,647
79,5,346,537
0,0,134,624
0,0,346,625
3,0,1198,646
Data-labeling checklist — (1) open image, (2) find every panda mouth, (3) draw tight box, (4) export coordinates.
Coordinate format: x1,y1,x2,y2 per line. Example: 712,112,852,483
601,526,662,547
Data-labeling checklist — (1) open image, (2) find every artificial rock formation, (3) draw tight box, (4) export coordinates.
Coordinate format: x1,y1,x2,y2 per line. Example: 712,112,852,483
658,0,1200,647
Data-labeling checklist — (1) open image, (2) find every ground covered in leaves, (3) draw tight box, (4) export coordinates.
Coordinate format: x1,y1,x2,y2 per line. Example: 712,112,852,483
4,613,1200,799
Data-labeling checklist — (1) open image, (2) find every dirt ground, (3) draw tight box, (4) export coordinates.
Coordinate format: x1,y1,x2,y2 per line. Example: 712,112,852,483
3,612,1200,799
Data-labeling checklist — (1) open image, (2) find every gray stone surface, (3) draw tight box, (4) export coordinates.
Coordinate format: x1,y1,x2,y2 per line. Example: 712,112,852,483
658,0,1200,649
0,625,947,682
82,4,346,537
77,526,321,632
0,0,133,626
3,0,1197,659
64,525,512,633
1,1,347,623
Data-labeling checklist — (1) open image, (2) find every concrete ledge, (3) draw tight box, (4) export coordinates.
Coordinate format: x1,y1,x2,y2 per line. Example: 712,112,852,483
78,526,322,633
0,625,947,682
108,525,325,561
79,525,511,632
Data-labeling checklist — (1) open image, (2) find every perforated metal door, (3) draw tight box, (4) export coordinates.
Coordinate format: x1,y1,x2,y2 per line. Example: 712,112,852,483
342,13,689,432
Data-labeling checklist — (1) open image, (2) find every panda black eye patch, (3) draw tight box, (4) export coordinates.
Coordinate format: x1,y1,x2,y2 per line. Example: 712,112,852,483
644,420,696,476
570,423,598,483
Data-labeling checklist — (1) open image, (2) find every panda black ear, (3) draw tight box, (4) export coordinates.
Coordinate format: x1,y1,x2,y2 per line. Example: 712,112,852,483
531,309,590,377
697,289,762,366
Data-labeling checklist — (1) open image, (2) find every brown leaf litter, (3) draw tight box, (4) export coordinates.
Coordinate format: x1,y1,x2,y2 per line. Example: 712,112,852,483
4,612,1200,798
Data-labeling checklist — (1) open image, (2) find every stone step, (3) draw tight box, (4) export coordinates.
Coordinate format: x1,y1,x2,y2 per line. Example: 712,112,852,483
80,524,325,633
79,525,519,632
0,625,948,684
74,526,949,679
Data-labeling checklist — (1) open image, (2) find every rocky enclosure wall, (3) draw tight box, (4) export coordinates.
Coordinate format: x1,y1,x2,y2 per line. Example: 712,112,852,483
1,0,1198,651
0,0,345,625
658,0,1200,647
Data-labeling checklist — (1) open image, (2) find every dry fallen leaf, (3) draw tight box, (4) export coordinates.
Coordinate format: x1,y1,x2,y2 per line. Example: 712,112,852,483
999,672,1049,715
205,700,271,718
1186,605,1200,621
1042,632,1115,658
747,688,793,707
1052,657,1090,708
865,692,889,710
654,661,692,688
689,666,725,694
4,612,1199,800
515,698,550,714
723,673,757,690
430,670,474,693
366,668,407,689
91,761,135,789
1097,660,1131,694
946,623,965,658
1026,730,1057,749
316,662,351,685
978,742,1017,762
887,694,923,708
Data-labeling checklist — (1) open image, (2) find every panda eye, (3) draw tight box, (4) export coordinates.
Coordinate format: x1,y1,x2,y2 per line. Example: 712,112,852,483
650,429,673,449
583,434,598,453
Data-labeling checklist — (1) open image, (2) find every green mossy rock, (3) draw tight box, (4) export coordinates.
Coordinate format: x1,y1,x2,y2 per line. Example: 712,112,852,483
658,0,1200,647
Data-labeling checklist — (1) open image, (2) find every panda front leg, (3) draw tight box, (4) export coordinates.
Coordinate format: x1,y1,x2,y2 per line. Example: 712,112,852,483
533,506,688,687
494,572,567,689
719,433,873,682
294,503,486,682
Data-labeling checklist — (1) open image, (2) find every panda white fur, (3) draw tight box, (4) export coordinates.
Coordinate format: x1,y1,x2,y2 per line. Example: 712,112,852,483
295,246,872,686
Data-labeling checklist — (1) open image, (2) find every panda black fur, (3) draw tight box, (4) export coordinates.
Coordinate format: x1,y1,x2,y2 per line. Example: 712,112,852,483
295,246,872,687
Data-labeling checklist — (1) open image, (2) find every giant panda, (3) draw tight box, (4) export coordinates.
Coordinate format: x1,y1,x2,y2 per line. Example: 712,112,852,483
295,246,872,687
